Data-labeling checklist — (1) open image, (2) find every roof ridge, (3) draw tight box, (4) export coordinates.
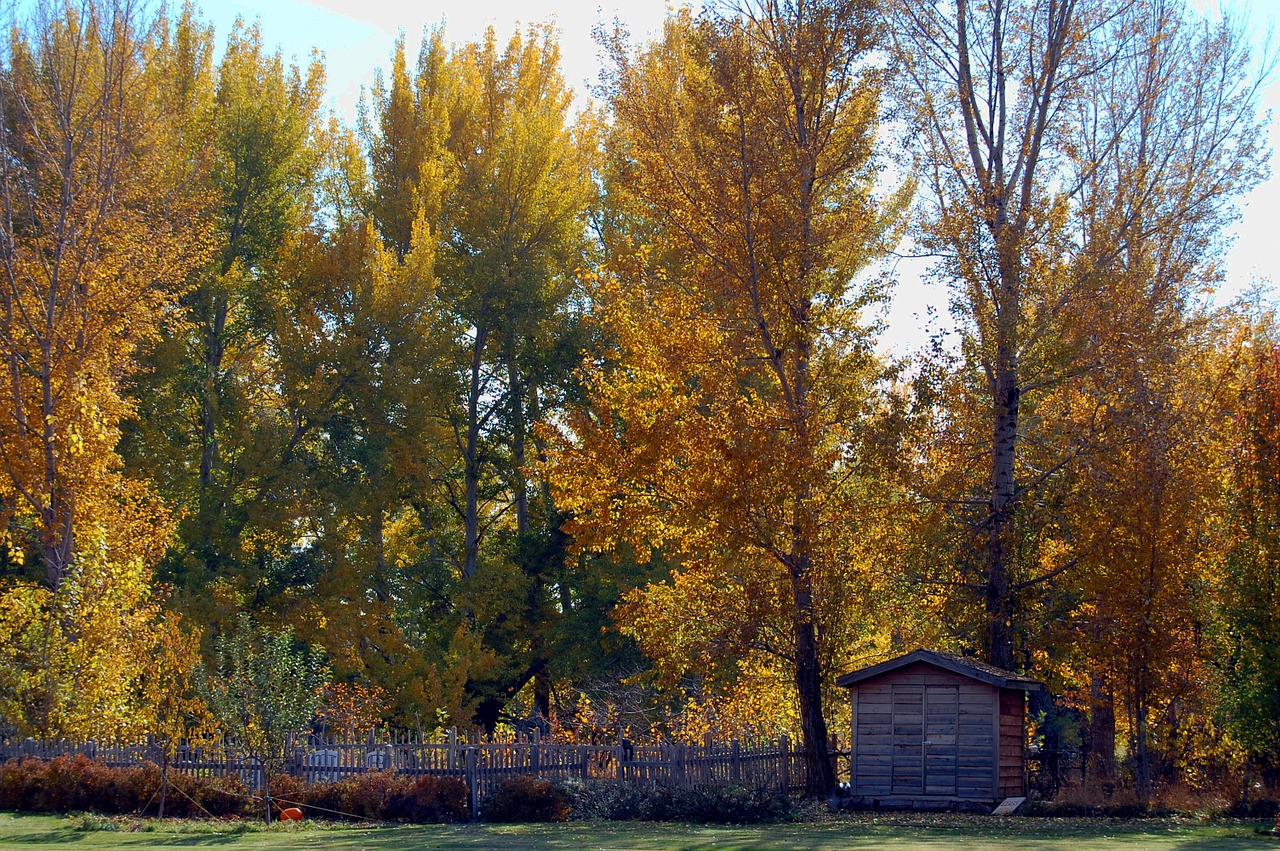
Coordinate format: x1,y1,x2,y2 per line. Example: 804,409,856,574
835,647,1045,691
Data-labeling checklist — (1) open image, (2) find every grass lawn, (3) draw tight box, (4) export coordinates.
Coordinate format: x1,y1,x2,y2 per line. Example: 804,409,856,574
0,811,1275,850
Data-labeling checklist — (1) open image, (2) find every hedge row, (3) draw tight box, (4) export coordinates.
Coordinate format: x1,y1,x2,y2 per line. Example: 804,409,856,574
0,756,468,821
484,776,798,824
0,756,797,824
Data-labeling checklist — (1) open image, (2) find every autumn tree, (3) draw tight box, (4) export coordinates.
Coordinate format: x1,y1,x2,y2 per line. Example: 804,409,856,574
123,17,326,613
1060,315,1236,803
265,209,452,716
137,611,212,818
552,0,903,794
889,0,1268,669
433,25,595,588
200,613,329,824
0,0,213,737
201,24,605,731
1219,329,1280,784
0,0,211,588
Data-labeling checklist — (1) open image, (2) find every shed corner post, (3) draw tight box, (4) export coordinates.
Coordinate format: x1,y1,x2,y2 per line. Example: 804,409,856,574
991,687,1001,802
848,685,857,793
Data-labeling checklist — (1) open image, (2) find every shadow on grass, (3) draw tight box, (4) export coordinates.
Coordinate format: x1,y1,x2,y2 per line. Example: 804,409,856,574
2,813,1276,850
2,828,248,847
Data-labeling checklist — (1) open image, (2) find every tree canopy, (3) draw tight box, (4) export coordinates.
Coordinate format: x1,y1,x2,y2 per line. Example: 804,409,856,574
0,0,1274,803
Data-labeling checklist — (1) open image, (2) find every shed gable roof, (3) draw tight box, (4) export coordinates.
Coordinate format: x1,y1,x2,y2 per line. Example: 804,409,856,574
835,648,1045,691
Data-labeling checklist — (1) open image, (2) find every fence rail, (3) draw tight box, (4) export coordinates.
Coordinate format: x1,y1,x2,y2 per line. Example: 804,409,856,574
0,730,809,817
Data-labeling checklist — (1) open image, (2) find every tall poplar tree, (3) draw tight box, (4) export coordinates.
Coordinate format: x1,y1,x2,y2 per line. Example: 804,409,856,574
890,0,1267,669
0,0,213,736
124,19,326,607
0,0,212,587
554,0,903,794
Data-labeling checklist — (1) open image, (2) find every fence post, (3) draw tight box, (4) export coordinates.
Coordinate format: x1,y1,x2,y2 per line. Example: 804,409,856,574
466,747,478,822
448,727,458,771
779,735,790,792
530,726,540,775
731,739,741,785
580,744,588,781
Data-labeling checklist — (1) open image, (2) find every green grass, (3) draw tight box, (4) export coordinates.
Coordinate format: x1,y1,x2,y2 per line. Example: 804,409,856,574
0,811,1274,849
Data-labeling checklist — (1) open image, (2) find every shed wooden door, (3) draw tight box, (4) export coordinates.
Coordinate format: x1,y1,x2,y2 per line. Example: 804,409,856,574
924,685,959,795
888,684,959,796
890,685,923,794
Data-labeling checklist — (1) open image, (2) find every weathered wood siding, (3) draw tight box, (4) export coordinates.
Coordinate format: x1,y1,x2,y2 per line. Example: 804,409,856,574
998,688,1026,797
850,662,1002,803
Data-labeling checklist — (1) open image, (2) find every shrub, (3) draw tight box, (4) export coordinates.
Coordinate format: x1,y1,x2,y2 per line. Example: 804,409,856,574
668,783,797,823
0,758,49,811
559,778,649,820
339,771,405,819
264,772,306,811
290,771,467,822
0,756,252,817
483,775,570,823
558,779,796,824
165,771,250,817
1225,796,1280,818
295,771,407,820
389,775,469,822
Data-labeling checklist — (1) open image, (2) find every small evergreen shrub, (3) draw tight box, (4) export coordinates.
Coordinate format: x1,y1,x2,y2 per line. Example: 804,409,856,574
559,778,648,820
558,778,797,824
667,782,797,823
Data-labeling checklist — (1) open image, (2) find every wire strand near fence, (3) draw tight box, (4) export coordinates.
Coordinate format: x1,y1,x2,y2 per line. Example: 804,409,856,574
0,728,810,818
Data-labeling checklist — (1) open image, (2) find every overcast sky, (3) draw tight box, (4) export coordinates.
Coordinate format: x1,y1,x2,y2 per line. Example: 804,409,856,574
201,0,1279,355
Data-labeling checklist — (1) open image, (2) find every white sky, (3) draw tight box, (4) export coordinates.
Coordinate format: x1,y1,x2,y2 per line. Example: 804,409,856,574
204,0,1280,356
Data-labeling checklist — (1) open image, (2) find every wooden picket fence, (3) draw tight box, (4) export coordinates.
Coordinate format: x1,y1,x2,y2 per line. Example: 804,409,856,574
0,729,809,818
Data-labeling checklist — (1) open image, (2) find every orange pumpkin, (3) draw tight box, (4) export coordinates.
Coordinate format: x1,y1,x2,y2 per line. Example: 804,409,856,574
279,807,303,821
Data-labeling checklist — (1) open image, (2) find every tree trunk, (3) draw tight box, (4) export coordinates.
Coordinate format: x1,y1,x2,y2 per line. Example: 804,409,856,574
1133,670,1151,808
983,219,1022,671
158,761,168,819
1087,672,1116,782
261,760,272,824
197,290,228,571
463,322,489,580
986,352,1019,671
39,338,73,588
508,352,528,535
534,667,551,722
789,552,834,796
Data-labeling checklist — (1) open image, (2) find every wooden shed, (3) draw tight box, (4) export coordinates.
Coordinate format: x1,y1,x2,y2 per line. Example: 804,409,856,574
836,649,1044,808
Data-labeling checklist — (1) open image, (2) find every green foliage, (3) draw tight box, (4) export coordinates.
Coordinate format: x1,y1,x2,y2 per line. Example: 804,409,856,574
199,614,330,764
121,12,327,619
557,779,797,824
1217,342,1280,774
